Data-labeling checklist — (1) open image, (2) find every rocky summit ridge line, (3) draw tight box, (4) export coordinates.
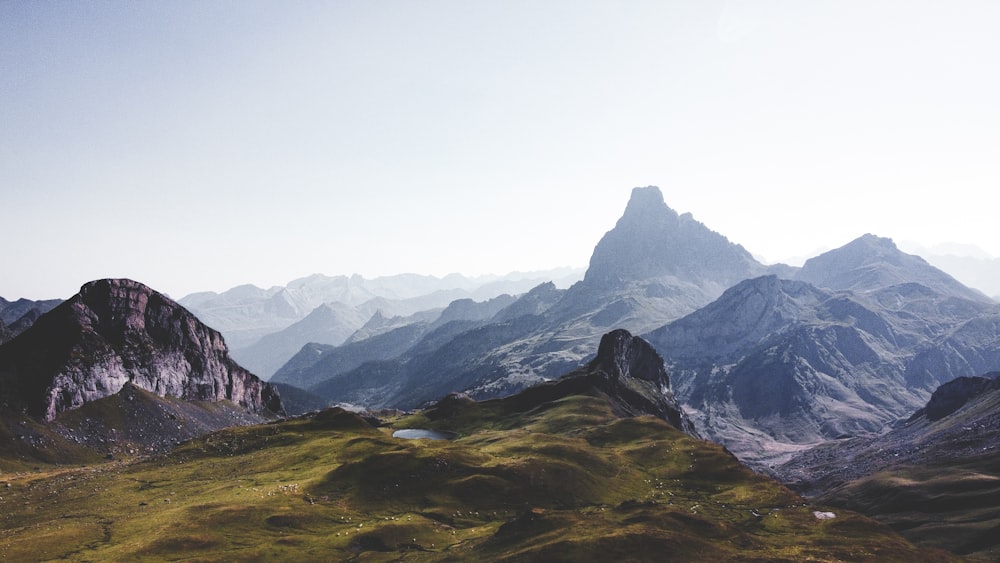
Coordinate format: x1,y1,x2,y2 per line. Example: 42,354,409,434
0,278,283,421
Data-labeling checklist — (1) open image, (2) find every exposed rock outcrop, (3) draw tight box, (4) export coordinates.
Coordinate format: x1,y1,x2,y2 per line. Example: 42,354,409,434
909,372,1000,422
488,329,697,435
0,278,283,421
582,329,696,434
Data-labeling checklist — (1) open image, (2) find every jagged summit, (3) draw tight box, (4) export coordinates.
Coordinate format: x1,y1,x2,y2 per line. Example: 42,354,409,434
583,186,766,290
0,278,283,421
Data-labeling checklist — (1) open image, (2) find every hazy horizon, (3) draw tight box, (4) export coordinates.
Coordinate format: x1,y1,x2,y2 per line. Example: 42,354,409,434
4,1,999,300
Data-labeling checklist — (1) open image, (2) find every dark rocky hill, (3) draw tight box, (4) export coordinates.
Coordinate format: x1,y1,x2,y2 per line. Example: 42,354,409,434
549,328,696,434
0,278,283,422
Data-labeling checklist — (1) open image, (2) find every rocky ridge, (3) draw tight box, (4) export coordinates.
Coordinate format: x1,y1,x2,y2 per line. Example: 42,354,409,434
645,237,1000,467
0,278,283,421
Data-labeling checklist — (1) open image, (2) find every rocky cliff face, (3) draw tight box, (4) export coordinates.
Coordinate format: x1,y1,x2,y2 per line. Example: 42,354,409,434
0,278,283,421
580,329,696,434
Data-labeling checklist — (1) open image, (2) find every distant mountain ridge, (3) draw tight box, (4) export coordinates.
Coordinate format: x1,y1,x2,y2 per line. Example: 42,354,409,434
584,186,766,291
179,269,583,351
0,297,62,344
899,240,1000,300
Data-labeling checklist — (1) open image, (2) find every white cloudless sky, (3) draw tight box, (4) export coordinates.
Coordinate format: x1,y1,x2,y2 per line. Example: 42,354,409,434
2,1,999,300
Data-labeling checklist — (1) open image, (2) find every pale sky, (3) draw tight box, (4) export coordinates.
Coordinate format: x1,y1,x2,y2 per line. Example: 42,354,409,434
3,1,999,300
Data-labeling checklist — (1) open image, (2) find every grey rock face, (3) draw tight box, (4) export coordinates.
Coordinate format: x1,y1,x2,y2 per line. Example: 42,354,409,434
0,278,283,421
583,329,696,434
584,186,766,291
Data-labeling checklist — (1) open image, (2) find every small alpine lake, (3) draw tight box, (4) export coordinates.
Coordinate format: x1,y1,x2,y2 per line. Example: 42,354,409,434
391,429,457,440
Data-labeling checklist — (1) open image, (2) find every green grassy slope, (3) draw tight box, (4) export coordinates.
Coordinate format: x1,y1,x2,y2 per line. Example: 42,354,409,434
1,393,956,562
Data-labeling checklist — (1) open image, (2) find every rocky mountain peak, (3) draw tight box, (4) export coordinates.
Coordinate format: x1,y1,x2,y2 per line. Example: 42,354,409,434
581,329,696,434
591,328,672,385
0,278,283,421
583,186,765,290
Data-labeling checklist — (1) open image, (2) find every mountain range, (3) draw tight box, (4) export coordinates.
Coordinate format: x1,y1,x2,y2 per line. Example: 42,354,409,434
647,235,999,466
2,184,998,559
0,297,62,345
272,186,783,409
266,187,999,479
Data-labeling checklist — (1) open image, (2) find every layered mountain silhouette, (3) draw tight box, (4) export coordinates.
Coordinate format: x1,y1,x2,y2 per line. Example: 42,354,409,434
0,296,61,345
180,270,582,352
229,301,370,378
273,186,775,409
0,278,283,422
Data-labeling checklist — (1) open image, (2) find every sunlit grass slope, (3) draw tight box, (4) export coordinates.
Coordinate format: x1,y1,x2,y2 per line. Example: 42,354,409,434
1,392,957,562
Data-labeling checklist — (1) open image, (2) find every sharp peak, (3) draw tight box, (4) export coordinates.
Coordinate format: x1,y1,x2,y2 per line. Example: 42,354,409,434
621,186,677,218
